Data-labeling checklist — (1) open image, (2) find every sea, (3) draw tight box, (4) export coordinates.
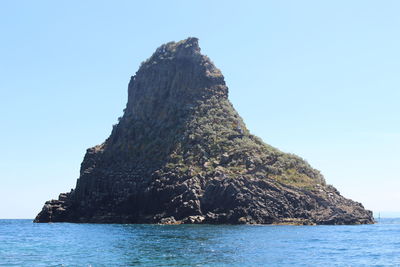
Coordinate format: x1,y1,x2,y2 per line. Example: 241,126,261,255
1,218,399,266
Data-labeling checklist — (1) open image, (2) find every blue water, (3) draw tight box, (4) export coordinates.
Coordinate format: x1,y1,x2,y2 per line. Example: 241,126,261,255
1,219,400,266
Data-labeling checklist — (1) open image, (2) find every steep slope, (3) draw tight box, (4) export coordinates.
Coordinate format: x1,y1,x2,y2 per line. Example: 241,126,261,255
35,38,374,225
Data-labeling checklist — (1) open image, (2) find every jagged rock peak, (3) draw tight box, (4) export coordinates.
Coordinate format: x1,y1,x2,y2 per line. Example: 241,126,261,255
147,37,201,61
34,38,375,225
135,37,222,78
125,37,226,121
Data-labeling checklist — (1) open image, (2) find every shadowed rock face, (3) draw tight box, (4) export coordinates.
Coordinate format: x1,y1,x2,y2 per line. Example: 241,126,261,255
34,38,374,225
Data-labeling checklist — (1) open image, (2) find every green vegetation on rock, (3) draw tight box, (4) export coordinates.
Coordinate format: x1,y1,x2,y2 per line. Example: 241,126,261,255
34,37,374,225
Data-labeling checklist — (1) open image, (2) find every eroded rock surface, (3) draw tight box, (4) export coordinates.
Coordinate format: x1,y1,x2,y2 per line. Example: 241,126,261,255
35,38,374,225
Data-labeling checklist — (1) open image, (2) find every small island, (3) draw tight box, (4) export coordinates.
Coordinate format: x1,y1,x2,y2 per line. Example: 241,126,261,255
35,38,374,225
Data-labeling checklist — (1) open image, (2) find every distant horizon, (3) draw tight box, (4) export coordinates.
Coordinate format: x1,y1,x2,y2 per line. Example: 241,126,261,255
2,211,400,220
3,211,400,220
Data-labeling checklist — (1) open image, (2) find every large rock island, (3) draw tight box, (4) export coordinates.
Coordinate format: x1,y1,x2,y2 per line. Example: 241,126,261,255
35,38,374,225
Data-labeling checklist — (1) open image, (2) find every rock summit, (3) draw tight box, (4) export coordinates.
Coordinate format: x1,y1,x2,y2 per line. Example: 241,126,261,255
35,38,374,225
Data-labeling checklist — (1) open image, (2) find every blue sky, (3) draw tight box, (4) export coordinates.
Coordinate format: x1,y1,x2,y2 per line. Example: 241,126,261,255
1,0,399,218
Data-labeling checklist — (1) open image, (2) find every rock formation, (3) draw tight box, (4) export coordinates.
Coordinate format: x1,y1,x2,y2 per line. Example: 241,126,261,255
35,38,374,225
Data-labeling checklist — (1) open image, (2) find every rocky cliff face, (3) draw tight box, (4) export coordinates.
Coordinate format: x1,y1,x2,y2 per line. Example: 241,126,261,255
35,38,374,225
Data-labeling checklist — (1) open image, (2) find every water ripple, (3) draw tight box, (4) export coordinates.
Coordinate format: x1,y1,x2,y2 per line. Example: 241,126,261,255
1,219,400,266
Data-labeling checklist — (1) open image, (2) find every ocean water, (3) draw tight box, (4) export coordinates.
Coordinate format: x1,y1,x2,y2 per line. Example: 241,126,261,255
1,219,400,266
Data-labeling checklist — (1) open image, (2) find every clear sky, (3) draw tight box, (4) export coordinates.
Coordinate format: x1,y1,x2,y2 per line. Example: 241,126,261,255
1,0,399,219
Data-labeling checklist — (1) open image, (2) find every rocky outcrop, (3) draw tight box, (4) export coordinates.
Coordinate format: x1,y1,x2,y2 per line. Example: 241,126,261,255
34,38,374,225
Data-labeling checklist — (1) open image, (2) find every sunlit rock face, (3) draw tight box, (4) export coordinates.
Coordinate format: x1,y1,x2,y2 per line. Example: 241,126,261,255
34,38,374,225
